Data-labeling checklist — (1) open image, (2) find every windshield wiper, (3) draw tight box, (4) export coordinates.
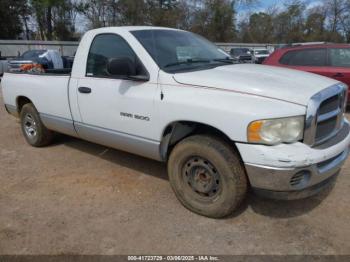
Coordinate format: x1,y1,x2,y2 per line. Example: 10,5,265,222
164,59,210,68
212,58,234,64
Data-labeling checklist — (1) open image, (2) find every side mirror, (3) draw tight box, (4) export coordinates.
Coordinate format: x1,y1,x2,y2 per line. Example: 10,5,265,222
107,57,149,81
107,57,136,76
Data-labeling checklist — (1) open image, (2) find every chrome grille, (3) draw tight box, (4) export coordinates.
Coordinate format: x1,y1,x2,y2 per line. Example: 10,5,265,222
318,95,342,114
315,117,338,141
304,84,347,146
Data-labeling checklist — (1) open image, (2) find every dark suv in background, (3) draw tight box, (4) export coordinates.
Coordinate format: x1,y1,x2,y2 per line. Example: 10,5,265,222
8,50,50,72
230,48,252,63
263,44,350,102
7,49,73,73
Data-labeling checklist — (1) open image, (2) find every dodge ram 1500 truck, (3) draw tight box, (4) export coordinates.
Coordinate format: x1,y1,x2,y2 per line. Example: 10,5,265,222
2,27,350,218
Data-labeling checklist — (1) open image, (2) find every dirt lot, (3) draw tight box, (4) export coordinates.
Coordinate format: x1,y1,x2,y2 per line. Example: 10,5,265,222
0,89,349,255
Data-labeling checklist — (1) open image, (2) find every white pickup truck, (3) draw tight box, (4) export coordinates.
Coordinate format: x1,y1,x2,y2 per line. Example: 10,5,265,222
2,27,350,218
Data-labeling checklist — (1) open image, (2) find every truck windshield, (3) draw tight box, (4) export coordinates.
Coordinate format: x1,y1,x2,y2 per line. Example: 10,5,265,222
131,29,232,73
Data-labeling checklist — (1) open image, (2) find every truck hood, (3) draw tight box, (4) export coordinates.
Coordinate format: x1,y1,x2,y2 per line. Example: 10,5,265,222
173,64,338,106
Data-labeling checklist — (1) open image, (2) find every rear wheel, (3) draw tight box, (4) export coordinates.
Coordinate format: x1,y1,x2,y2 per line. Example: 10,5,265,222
168,135,247,218
20,103,53,147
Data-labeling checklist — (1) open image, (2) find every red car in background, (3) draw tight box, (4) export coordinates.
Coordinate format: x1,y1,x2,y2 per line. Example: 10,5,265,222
263,44,350,102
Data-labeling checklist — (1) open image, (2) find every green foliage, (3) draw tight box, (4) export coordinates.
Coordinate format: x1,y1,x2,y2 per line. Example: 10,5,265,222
118,0,148,26
191,0,235,42
304,8,327,41
241,12,274,43
0,0,26,39
31,0,77,40
238,0,349,43
1,0,350,43
146,0,189,28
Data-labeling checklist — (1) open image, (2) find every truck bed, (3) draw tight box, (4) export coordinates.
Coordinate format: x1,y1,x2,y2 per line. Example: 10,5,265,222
7,68,72,75
2,72,73,121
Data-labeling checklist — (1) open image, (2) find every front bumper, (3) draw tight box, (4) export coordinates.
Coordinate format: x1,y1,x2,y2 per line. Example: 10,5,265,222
246,148,347,200
236,121,350,200
252,174,338,200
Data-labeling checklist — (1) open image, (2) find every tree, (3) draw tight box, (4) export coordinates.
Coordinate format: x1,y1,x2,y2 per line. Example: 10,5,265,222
1,0,350,43
322,0,347,42
325,0,347,32
0,0,27,39
272,1,306,43
339,0,350,42
118,0,148,26
31,0,77,40
245,12,274,43
75,0,119,28
17,0,32,40
146,0,189,28
304,6,327,41
191,0,235,42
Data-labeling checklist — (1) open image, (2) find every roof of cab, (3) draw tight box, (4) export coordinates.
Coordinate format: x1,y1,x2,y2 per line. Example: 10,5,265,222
88,26,181,34
282,43,350,50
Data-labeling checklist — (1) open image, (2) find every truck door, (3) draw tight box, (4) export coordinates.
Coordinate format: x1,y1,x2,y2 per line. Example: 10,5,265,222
75,33,161,160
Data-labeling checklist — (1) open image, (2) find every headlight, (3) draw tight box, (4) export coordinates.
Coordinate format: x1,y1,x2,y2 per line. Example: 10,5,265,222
247,116,304,145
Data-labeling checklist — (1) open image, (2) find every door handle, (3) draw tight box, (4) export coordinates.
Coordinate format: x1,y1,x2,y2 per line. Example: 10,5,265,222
78,86,91,94
332,73,344,78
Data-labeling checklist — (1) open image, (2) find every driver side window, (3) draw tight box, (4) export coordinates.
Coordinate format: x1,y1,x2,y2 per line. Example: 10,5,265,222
86,34,137,78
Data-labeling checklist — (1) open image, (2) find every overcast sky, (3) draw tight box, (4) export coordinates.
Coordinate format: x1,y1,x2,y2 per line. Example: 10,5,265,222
237,0,323,21
255,0,322,10
243,0,323,10
73,0,325,33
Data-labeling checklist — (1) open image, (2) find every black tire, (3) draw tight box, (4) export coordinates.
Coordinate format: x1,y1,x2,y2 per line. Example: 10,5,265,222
168,135,247,218
20,103,53,147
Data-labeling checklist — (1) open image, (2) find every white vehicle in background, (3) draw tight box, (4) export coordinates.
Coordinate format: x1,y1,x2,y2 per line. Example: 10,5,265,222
0,57,8,78
2,26,350,218
251,48,270,64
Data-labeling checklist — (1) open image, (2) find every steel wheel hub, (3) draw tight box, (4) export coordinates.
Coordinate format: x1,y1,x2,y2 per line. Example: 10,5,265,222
183,157,221,198
23,113,37,138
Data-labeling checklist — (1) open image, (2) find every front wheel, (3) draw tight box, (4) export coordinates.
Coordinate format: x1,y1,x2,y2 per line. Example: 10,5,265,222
167,135,247,218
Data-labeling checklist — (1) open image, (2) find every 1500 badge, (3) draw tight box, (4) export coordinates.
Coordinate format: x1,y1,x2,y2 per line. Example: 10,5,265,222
120,112,150,121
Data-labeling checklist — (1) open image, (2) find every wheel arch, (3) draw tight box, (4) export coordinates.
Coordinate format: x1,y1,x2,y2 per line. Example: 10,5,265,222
159,120,238,161
16,96,33,114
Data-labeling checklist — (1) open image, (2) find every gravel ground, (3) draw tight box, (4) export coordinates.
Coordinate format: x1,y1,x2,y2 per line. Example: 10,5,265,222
0,88,349,255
